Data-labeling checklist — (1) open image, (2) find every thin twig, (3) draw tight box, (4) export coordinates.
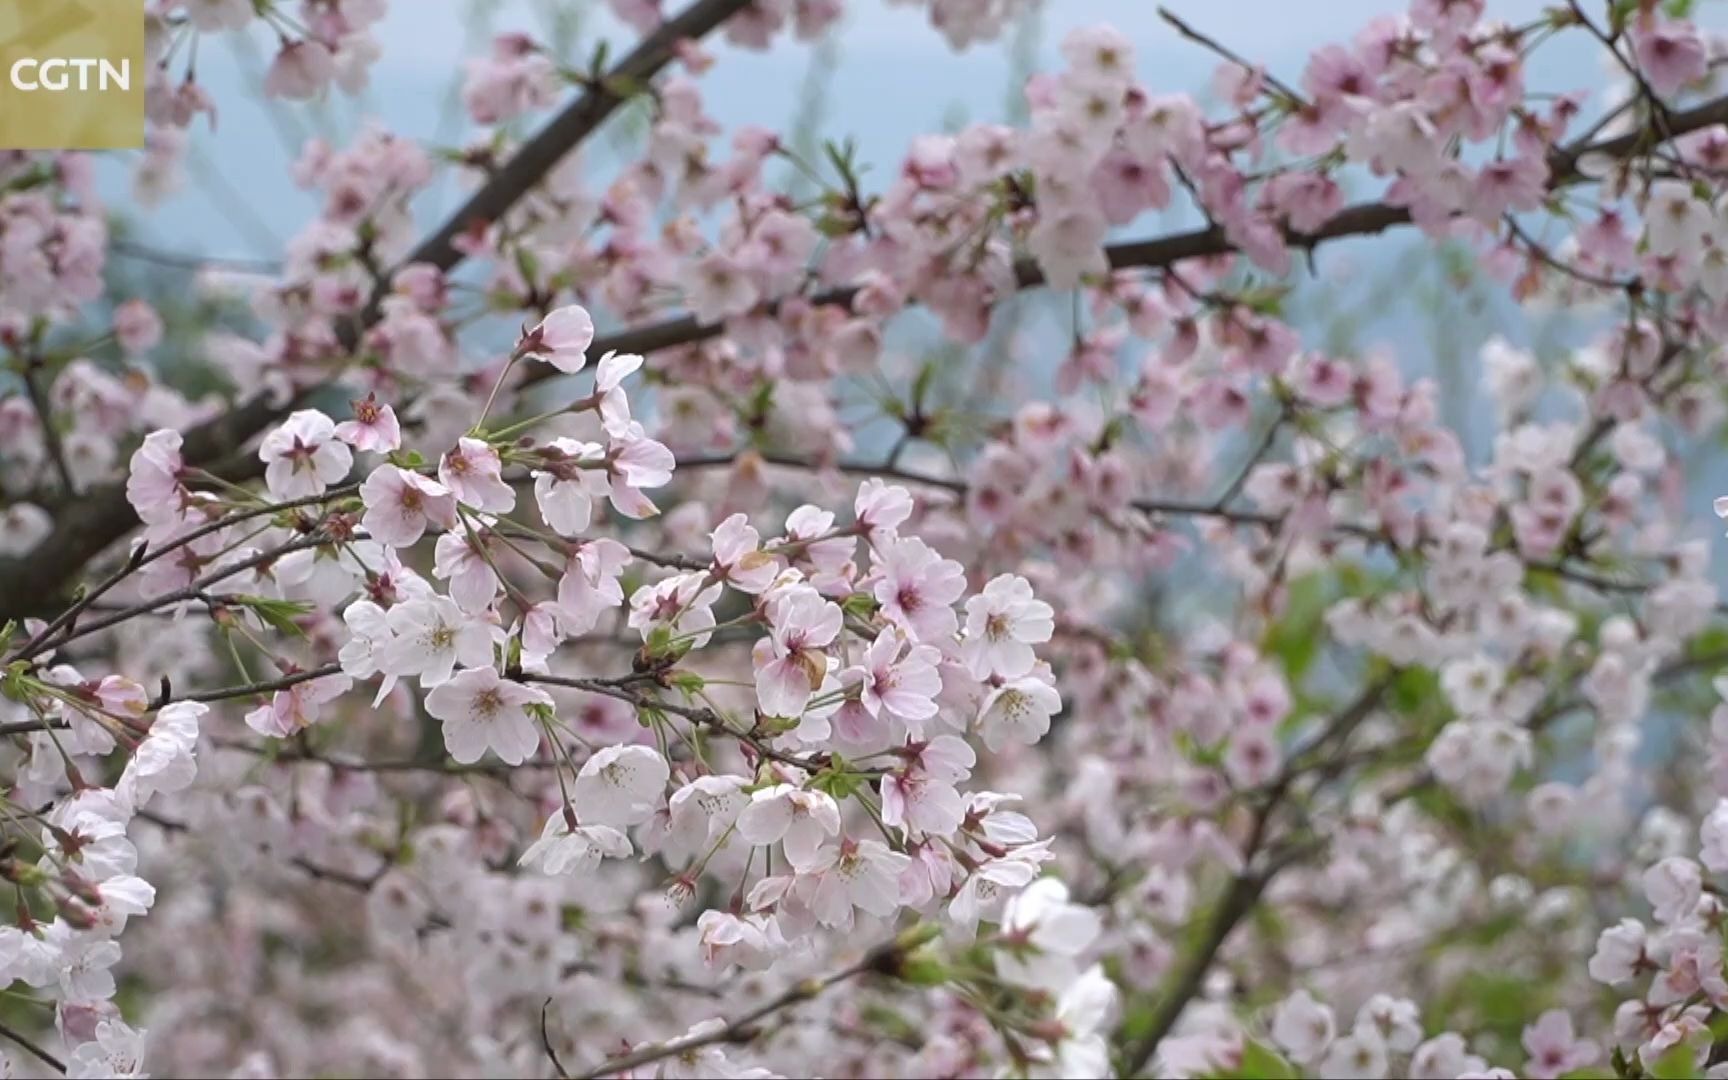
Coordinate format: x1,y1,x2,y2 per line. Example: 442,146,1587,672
32,531,348,657
541,999,572,1080
519,671,838,773
1158,6,1308,109
173,663,346,707
1211,408,1284,512
10,484,357,663
0,1019,65,1074
569,936,905,1080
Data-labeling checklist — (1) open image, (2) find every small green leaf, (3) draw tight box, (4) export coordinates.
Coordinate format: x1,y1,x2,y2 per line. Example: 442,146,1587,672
840,592,880,620
1203,1040,1297,1080
1649,1044,1700,1080
669,670,706,695
235,596,315,640
810,756,868,800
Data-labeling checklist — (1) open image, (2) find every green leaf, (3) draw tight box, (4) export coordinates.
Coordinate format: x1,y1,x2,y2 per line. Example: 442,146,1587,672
1388,664,1441,714
0,662,29,704
810,756,868,800
1203,1040,1297,1080
1607,0,1639,34
514,247,540,289
840,592,880,620
641,625,692,666
911,358,938,412
669,670,706,695
1649,1044,1700,1080
234,596,314,640
1262,572,1329,680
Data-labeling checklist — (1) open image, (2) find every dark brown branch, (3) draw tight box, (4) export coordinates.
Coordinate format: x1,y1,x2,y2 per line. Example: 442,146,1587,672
672,449,1332,531
541,999,572,1080
1117,678,1391,1076
110,239,282,275
518,671,844,774
12,484,354,662
404,0,752,274
0,1018,65,1074
1158,7,1308,109
28,532,341,657
140,809,391,892
175,663,345,706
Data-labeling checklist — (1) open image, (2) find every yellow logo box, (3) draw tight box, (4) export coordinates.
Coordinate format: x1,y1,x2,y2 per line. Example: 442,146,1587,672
0,0,145,150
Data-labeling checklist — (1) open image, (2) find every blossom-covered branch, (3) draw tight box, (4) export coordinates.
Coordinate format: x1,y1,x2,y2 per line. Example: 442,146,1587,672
6,0,1728,1076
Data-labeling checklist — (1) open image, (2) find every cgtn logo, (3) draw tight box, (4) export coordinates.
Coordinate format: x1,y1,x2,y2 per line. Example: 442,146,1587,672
9,57,131,93
0,1,144,149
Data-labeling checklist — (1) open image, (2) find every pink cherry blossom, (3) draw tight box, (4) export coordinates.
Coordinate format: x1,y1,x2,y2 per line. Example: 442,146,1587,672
519,304,595,373
425,666,549,765
258,409,352,499
333,393,401,453
438,437,515,512
360,465,457,548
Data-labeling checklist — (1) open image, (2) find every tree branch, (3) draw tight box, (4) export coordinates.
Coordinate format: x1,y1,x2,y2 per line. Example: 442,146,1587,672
20,358,74,495
518,670,844,774
525,90,1728,392
0,1018,65,1075
1116,678,1391,1076
403,0,753,275
568,935,907,1080
10,484,356,662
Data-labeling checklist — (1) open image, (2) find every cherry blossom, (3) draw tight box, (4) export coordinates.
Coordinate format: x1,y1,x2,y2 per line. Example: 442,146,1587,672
737,784,842,870
258,409,352,499
439,437,515,513
518,304,595,373
518,812,633,875
530,438,609,536
361,465,458,547
962,573,1055,680
572,745,670,827
333,394,401,453
376,594,493,687
754,588,844,717
425,666,550,765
